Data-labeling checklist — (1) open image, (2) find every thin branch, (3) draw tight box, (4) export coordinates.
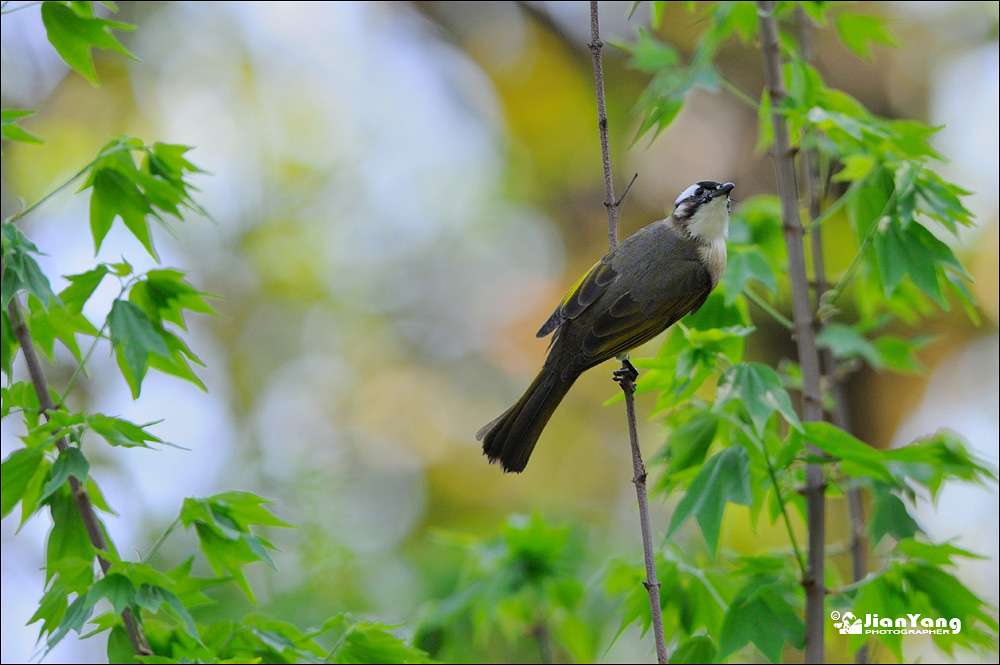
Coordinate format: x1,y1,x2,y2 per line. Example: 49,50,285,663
589,2,667,662
796,9,868,662
743,286,794,330
5,290,151,656
717,410,806,575
757,3,826,662
619,369,669,665
589,0,619,250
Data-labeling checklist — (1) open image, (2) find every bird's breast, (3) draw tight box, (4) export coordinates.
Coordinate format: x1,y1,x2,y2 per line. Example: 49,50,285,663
698,238,727,288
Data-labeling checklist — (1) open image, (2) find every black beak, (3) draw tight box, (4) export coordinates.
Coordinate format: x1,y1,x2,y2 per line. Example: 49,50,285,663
710,182,735,199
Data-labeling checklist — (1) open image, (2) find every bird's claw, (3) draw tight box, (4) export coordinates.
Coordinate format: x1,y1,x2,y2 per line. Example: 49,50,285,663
613,358,639,383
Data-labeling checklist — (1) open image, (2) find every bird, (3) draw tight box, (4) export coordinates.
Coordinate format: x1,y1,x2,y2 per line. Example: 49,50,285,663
477,180,735,473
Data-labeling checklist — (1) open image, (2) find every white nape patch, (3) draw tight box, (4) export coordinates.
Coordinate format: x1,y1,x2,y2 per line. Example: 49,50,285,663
675,183,701,206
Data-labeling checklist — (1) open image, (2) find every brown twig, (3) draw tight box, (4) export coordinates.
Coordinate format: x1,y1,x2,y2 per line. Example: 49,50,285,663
588,3,667,662
758,3,827,662
5,288,151,656
795,8,868,663
589,0,619,250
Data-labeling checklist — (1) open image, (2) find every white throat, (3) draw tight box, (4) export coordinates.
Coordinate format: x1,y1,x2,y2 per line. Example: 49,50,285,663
686,196,730,244
686,197,730,287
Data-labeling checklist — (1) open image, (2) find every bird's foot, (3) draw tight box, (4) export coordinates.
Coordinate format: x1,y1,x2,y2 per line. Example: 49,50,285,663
613,358,639,383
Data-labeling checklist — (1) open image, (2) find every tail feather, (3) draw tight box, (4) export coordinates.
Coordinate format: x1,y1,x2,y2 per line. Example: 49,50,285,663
477,368,576,472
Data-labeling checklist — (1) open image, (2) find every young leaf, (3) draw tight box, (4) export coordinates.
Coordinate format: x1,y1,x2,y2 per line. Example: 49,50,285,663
834,12,900,60
1,109,45,145
867,484,921,545
666,445,752,555
670,635,716,664
795,421,894,484
715,363,803,436
87,413,167,449
718,570,804,663
1,446,47,518
108,299,171,397
40,1,137,86
720,249,778,305
59,265,109,314
40,447,90,504
1,224,58,309
816,322,882,369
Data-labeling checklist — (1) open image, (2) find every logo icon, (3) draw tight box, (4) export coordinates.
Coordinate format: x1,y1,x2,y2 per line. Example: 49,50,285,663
831,610,863,635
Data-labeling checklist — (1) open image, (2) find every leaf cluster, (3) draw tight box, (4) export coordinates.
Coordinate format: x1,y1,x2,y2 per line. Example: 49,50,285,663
609,2,998,662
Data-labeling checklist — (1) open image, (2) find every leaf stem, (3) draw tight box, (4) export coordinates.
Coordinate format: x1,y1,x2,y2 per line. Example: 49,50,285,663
6,142,132,224
744,286,793,329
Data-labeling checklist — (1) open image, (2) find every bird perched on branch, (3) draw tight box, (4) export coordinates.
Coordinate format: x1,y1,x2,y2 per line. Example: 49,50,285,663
478,180,735,472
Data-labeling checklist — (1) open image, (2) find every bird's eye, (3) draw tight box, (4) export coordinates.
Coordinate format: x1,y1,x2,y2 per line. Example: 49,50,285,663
695,188,705,197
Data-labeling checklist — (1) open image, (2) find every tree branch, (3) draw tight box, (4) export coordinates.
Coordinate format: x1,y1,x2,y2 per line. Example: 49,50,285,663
589,0,619,250
795,8,867,663
5,289,151,656
757,3,826,662
589,2,666,662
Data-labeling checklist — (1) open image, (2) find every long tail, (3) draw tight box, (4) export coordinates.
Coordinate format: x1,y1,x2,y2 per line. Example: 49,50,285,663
477,365,576,473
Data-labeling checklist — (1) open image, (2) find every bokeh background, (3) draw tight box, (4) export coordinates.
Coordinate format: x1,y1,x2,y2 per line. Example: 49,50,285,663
2,1,997,662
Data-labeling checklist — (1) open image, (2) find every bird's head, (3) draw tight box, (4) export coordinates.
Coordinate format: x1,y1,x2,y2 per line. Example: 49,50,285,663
671,181,735,243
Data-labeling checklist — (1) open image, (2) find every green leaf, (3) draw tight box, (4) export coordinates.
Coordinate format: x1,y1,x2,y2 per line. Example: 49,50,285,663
88,168,155,256
134,584,201,641
1,446,47,518
46,488,96,584
40,1,137,85
87,573,135,616
845,166,892,241
718,572,804,663
720,249,777,305
45,593,94,651
874,334,929,373
715,363,802,436
795,421,894,484
106,625,137,664
179,493,293,602
329,619,434,664
1,224,58,309
1,109,45,145
816,322,882,368
27,294,100,362
834,12,900,60
660,410,719,479
884,429,997,499
894,538,985,567
40,447,90,503
623,28,680,72
130,269,219,328
667,446,752,555
108,299,170,397
867,485,920,545
1,310,17,375
59,265,109,314
87,413,166,448
670,635,716,664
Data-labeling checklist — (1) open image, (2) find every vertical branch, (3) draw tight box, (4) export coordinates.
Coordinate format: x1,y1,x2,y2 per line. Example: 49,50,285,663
589,0,619,249
795,9,868,663
5,292,151,656
588,3,667,662
757,3,827,663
